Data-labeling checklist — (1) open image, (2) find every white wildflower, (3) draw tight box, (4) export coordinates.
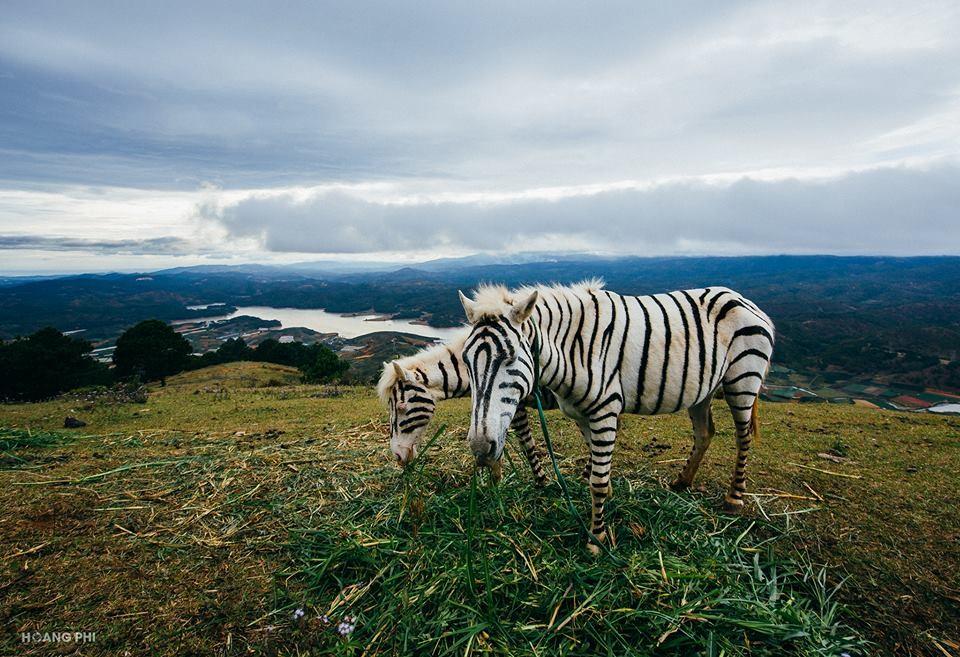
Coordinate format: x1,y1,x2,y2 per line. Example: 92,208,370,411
336,617,356,636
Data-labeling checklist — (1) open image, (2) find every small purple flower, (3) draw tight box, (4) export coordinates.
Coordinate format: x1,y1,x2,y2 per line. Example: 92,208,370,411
320,614,330,624
292,608,305,620
336,616,357,636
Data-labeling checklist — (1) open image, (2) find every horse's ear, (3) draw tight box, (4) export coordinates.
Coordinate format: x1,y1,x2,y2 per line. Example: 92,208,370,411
510,290,538,324
392,361,408,382
459,290,479,323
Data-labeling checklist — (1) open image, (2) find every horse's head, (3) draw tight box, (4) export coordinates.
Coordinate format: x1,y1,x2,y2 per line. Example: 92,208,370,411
458,287,539,468
378,361,437,466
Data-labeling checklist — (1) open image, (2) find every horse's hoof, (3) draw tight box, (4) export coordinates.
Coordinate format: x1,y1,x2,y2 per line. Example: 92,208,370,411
669,478,690,492
722,497,744,514
586,527,610,555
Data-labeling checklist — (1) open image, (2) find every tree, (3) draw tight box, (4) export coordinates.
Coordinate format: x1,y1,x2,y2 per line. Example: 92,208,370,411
178,334,347,380
253,338,316,368
215,337,253,362
0,327,110,401
299,343,349,383
113,320,193,384
251,338,292,366
183,337,253,371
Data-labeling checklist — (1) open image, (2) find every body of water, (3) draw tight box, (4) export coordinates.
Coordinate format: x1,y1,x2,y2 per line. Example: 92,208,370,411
929,403,960,415
186,302,229,311
192,306,466,341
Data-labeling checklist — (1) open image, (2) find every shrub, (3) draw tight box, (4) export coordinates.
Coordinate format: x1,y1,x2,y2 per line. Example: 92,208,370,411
299,344,349,383
113,319,193,384
0,327,110,401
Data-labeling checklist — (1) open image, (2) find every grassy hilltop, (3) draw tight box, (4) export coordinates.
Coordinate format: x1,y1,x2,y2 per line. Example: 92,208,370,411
0,362,957,656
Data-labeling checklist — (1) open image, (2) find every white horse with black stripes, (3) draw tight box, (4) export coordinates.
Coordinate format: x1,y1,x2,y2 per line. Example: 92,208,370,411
457,280,774,553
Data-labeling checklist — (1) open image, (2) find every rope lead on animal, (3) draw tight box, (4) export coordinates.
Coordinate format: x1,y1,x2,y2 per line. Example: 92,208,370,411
531,328,621,560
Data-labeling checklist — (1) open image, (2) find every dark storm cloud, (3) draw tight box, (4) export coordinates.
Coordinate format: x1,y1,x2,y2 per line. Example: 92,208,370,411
0,235,198,255
1,1,957,189
0,1,735,188
205,164,960,255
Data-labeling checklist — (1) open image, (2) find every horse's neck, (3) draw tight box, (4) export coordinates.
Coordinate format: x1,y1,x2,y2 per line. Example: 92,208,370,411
418,350,463,399
528,290,575,388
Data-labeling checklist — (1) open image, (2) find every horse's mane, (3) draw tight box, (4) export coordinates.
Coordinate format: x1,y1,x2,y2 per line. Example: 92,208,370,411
469,278,606,318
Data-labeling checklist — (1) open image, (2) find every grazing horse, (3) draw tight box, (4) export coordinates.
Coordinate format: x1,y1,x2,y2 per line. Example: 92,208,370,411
458,280,774,553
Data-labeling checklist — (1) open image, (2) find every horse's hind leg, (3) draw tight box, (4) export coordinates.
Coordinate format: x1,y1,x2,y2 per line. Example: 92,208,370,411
722,384,762,513
670,396,715,491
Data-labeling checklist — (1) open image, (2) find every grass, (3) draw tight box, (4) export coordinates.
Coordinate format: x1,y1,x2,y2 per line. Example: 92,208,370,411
0,361,957,656
286,450,864,655
0,427,70,452
828,437,850,459
0,427,74,470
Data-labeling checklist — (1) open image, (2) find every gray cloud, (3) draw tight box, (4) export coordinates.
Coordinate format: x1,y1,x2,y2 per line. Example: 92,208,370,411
204,164,960,255
1,1,959,269
1,2,958,190
0,235,198,255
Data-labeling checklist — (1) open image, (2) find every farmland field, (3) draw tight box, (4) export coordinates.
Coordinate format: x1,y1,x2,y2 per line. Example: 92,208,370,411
1,362,958,656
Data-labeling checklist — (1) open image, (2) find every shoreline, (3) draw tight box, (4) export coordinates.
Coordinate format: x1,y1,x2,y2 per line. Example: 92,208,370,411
169,305,463,340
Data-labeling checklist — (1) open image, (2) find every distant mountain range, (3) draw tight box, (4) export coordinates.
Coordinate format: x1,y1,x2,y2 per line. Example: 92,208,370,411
0,251,618,282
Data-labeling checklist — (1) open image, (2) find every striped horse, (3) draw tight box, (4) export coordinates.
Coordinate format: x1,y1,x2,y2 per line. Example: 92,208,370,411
458,280,774,553
378,333,548,486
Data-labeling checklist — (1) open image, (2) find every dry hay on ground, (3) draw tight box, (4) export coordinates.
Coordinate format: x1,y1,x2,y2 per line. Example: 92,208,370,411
0,362,957,655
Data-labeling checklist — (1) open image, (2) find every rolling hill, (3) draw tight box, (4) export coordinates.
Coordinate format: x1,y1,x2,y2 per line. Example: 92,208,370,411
1,362,957,655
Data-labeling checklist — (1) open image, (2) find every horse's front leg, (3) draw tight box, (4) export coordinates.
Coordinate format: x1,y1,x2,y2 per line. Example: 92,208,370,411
509,405,547,487
585,410,620,554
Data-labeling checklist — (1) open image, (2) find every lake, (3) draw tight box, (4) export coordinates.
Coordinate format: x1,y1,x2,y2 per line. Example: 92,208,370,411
197,306,466,340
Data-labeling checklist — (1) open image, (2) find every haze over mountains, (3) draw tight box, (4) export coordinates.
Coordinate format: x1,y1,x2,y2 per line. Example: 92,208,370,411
0,251,615,279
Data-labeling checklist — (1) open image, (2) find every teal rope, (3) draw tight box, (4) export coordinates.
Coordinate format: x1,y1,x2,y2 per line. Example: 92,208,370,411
531,328,622,560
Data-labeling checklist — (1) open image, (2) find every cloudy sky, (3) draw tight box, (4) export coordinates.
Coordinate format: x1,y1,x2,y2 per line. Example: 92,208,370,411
1,1,958,273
